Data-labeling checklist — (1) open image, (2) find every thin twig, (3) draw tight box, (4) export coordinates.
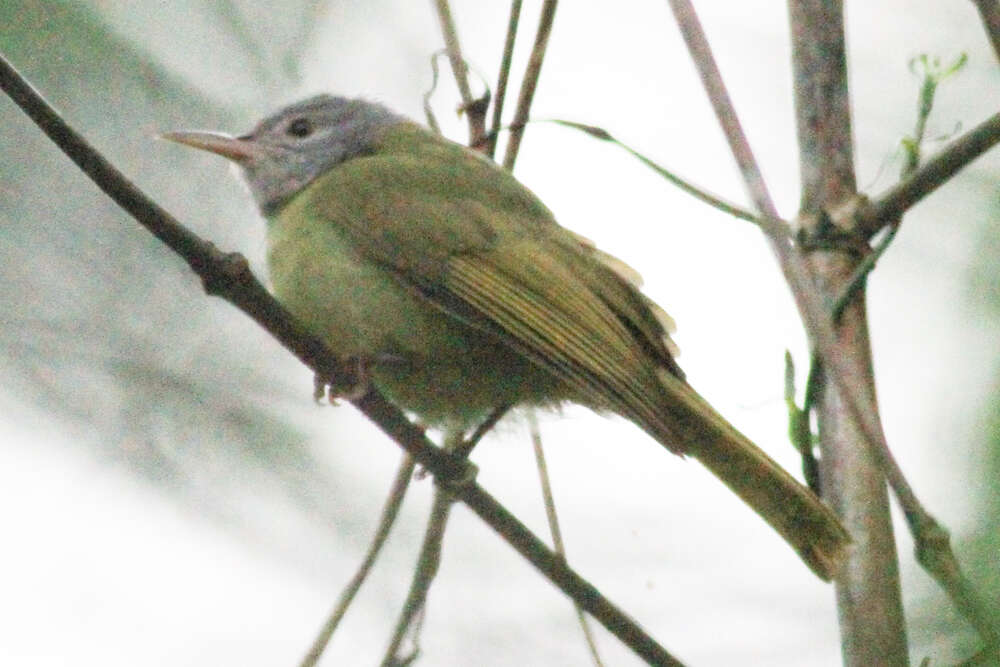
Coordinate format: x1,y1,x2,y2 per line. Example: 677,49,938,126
381,483,453,666
502,0,558,170
528,412,605,667
454,404,511,459
830,221,900,322
299,454,417,667
487,0,524,159
381,418,503,665
544,118,766,227
432,0,486,145
0,53,684,667
433,0,473,107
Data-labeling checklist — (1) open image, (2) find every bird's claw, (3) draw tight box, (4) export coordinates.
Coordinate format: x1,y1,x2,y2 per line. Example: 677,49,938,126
313,356,373,405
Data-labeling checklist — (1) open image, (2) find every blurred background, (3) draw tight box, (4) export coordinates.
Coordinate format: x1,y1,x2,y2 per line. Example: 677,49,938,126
1,1,998,665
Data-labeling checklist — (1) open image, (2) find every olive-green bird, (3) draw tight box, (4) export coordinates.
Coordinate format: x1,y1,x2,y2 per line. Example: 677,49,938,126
163,95,849,580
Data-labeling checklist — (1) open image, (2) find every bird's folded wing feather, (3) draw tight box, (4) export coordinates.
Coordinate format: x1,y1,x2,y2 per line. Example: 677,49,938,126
305,142,682,440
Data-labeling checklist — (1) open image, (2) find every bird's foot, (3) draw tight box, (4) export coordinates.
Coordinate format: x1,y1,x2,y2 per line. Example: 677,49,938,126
313,356,373,405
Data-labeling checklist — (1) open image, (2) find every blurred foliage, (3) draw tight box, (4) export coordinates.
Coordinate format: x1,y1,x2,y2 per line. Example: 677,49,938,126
0,0,373,565
951,198,1000,660
906,179,1000,663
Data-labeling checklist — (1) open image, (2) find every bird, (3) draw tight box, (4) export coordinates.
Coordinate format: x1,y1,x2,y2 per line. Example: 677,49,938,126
162,94,849,580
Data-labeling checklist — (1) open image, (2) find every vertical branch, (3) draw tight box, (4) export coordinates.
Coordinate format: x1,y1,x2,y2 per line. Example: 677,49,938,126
502,0,559,169
487,0,524,159
788,2,908,665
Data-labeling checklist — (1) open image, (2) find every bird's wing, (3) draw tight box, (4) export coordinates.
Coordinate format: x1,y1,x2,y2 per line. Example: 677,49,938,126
303,129,852,580
304,131,681,441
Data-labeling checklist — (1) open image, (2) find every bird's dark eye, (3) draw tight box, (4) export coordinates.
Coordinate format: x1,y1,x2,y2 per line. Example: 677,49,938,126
287,117,313,138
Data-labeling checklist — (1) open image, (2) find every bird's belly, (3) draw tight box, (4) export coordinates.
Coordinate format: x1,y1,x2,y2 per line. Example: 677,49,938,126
267,217,563,429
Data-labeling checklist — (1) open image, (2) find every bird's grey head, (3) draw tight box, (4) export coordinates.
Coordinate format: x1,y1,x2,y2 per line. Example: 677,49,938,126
238,95,404,214
164,95,404,215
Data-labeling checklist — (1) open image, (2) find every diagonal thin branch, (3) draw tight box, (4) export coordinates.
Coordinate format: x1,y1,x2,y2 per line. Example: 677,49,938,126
433,0,474,107
502,0,558,169
381,421,498,665
432,0,486,145
486,0,524,160
0,53,683,667
299,454,417,667
381,482,453,666
544,118,766,227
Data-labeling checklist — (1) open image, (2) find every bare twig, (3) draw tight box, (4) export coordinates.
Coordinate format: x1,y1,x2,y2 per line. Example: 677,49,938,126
300,454,417,667
970,0,1000,62
433,0,473,107
381,482,453,666
486,0,524,159
528,412,605,667
453,404,511,458
0,53,684,667
432,0,487,145
502,0,558,169
544,118,766,227
381,419,504,665
830,223,900,322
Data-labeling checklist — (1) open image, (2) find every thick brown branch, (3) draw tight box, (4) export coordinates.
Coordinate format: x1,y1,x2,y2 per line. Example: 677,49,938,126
0,53,682,667
788,2,908,665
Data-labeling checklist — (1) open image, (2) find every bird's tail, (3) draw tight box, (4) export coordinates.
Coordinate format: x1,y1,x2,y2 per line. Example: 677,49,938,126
653,369,850,581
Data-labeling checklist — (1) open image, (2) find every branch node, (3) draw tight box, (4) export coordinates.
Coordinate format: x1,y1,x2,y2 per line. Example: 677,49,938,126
795,208,869,259
433,457,479,499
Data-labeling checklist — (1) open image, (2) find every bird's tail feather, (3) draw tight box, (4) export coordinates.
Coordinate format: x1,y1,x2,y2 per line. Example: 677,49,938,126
654,370,850,580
